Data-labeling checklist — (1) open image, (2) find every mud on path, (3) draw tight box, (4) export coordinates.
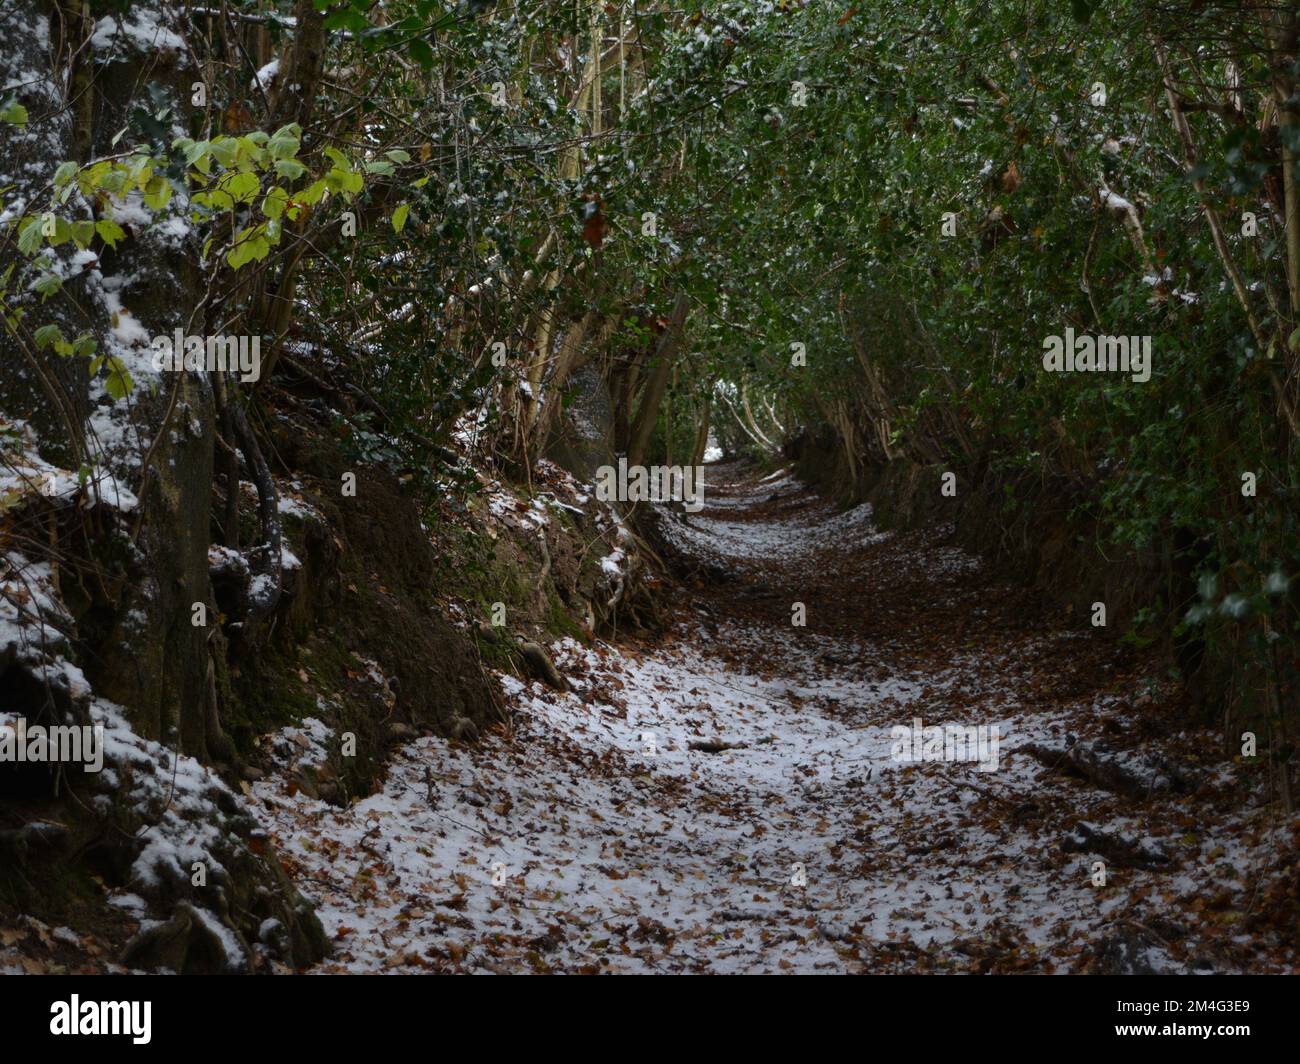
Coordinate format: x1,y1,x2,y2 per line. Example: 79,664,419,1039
257,462,1299,974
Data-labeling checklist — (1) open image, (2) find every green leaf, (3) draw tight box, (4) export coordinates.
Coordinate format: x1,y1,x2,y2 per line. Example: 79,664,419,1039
326,168,364,196
17,217,44,255
70,220,95,249
273,159,307,180
104,356,133,400
225,170,261,204
52,161,79,188
391,203,410,233
95,218,126,249
227,239,256,270
99,168,129,195
323,146,351,171
33,272,62,299
143,175,172,210
298,179,328,206
0,98,28,126
34,323,62,349
409,38,434,69
226,228,271,269
268,124,302,160
324,7,370,31
262,186,288,219
209,137,239,168
128,155,153,189
49,217,74,246
1070,0,1094,22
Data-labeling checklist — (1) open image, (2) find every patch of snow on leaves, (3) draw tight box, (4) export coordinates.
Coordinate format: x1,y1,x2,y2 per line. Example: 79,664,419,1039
90,7,185,57
88,702,238,941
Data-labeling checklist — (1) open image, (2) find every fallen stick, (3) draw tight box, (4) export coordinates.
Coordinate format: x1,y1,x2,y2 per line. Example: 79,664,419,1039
687,738,749,753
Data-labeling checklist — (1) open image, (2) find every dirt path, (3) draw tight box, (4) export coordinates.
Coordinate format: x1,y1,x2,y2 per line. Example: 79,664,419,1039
256,463,1297,973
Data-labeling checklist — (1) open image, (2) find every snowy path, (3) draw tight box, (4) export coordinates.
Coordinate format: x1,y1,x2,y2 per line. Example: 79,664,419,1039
254,466,1291,973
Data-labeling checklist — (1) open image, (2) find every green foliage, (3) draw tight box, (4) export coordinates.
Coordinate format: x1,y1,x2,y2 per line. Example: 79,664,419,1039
589,0,1299,712
3,116,380,401
3,0,1293,715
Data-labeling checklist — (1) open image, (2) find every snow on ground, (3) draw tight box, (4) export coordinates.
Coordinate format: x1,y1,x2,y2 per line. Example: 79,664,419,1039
241,466,1294,973
656,471,889,568
1,418,140,511
252,615,1125,973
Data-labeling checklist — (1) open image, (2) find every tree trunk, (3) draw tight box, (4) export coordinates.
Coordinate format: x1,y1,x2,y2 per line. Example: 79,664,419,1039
626,293,688,467
690,390,712,468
